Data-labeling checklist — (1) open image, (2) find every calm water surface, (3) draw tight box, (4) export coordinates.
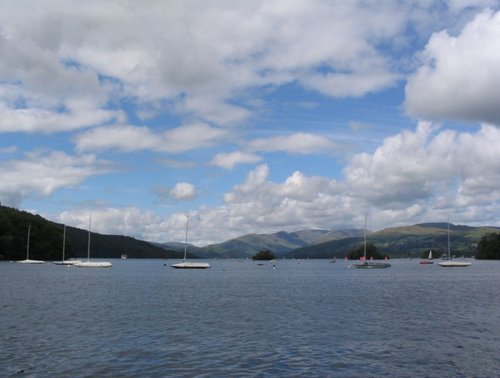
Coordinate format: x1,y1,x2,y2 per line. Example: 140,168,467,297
1,259,500,377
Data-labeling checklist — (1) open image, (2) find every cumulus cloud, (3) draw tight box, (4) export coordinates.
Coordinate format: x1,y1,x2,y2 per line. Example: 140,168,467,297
405,9,500,124
344,122,500,226
48,120,500,245
0,151,112,207
169,182,197,201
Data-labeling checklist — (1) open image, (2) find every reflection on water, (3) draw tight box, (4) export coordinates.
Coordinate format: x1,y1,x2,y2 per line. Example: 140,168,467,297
1,259,499,377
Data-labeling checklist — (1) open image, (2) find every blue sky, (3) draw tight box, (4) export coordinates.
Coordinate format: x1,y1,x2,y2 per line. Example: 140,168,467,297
1,0,500,245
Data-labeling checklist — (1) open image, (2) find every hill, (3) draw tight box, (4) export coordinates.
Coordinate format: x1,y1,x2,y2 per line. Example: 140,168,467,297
0,205,183,261
287,223,500,259
197,229,365,258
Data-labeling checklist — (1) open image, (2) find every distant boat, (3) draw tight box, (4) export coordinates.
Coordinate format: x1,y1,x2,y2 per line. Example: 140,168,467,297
171,215,210,269
438,221,471,268
352,215,391,269
121,254,127,260
419,249,434,265
17,225,44,264
75,216,112,268
54,225,82,266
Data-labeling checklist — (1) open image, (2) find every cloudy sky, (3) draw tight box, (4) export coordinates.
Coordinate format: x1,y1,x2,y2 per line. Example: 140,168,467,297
1,0,500,245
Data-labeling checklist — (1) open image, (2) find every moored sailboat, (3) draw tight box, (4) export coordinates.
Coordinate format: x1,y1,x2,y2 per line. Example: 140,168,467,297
419,249,434,264
438,221,471,268
171,215,210,269
17,225,44,264
54,225,82,265
75,216,112,268
352,215,391,269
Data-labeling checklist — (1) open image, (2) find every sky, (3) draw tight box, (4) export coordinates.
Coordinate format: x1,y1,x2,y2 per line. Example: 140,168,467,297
1,0,500,246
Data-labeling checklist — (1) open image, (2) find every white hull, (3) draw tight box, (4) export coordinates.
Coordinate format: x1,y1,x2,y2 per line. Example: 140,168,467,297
438,261,471,267
17,259,44,264
171,261,210,269
54,260,82,265
75,261,112,268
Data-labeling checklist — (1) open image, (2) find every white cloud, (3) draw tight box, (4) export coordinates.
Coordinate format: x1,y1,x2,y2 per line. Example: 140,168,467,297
0,0,421,133
0,151,112,206
169,182,197,201
405,9,500,124
74,122,230,153
248,132,338,154
210,151,262,169
0,102,119,133
344,122,500,226
48,120,500,244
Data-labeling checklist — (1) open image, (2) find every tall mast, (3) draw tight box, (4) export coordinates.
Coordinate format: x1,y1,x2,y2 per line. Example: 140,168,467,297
447,219,451,260
183,214,189,261
62,224,66,261
26,224,31,260
364,214,367,259
87,215,91,261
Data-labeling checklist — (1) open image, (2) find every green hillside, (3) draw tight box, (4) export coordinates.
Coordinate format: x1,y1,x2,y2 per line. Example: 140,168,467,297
0,205,183,260
287,223,500,259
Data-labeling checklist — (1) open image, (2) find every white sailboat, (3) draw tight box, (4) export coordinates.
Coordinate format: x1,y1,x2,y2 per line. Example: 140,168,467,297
438,221,471,268
419,249,434,264
352,215,391,269
17,224,44,264
54,225,82,265
171,215,210,269
75,216,112,268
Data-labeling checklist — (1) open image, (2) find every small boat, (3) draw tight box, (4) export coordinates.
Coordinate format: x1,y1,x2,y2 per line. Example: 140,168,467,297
54,225,82,265
438,221,471,268
171,215,210,269
419,249,434,264
75,216,112,268
121,254,128,260
17,225,44,264
352,215,391,269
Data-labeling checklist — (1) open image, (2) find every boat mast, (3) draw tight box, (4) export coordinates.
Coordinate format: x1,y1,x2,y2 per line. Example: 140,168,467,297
364,214,367,260
183,214,189,262
447,219,451,261
26,224,31,260
62,224,66,262
87,215,91,262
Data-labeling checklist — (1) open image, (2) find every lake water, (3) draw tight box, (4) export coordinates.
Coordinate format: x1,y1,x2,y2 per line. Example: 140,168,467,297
1,258,500,377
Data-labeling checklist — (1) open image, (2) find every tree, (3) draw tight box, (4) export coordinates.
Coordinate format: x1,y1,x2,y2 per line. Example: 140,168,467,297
476,233,500,260
252,249,276,260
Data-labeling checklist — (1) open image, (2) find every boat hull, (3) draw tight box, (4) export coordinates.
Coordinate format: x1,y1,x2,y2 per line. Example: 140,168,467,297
75,261,112,268
352,262,391,269
419,261,434,264
16,259,45,264
438,261,471,267
54,260,82,265
171,262,211,269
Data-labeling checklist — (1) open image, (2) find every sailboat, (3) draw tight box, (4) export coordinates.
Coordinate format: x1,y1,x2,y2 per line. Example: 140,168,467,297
352,215,391,269
438,221,471,268
17,224,45,264
54,225,82,265
419,249,434,264
171,215,210,269
75,216,112,268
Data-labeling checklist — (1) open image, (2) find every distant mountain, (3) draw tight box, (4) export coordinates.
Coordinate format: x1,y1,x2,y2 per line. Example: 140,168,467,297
196,229,366,258
0,205,183,261
288,223,500,259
